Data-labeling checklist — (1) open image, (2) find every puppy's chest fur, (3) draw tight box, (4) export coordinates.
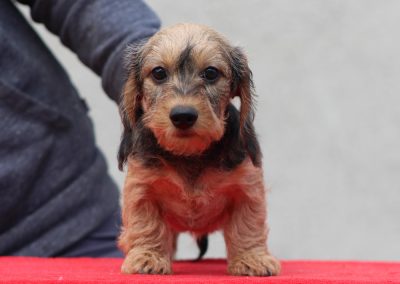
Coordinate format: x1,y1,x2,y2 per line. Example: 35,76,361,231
130,156,261,233
126,105,262,233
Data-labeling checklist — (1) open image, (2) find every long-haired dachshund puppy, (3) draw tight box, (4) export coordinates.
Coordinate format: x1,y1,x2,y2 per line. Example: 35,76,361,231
117,23,280,276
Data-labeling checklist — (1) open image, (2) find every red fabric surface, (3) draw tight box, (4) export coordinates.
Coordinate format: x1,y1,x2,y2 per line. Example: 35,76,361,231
0,257,400,284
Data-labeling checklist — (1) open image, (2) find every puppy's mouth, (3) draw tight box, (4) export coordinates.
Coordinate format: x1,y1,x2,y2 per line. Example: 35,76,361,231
174,129,196,138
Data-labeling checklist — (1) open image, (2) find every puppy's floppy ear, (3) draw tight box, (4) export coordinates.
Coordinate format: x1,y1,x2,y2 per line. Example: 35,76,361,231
229,47,261,167
229,47,255,135
118,115,134,170
120,41,147,126
118,40,147,170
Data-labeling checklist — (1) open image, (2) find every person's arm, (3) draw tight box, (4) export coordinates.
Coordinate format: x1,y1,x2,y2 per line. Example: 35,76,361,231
17,0,160,102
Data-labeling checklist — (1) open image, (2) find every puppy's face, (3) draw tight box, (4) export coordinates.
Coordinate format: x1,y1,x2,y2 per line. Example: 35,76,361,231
121,24,253,157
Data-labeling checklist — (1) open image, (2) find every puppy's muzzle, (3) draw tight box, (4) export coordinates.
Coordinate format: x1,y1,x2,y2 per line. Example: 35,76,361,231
169,106,198,130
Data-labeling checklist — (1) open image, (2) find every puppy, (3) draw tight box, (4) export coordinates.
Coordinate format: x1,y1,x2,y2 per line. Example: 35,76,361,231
117,23,280,276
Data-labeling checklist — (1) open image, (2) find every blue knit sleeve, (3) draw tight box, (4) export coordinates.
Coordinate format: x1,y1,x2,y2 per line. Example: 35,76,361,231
18,0,160,102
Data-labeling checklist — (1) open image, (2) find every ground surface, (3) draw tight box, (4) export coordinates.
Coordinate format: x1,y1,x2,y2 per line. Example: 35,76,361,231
1,257,400,283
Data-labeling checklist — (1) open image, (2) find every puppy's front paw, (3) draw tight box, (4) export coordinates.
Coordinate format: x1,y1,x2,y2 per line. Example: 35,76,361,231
228,252,281,276
121,250,172,275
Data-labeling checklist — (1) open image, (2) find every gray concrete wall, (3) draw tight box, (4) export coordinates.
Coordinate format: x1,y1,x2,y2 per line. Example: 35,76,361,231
18,1,400,260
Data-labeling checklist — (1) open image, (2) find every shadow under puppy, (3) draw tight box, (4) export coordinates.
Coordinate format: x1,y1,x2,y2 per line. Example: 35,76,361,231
118,23,280,276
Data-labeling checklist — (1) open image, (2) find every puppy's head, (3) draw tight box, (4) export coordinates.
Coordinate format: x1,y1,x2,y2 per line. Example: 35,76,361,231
120,23,254,164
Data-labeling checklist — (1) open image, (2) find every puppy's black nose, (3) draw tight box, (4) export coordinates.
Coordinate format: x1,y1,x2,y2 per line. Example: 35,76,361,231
169,106,198,130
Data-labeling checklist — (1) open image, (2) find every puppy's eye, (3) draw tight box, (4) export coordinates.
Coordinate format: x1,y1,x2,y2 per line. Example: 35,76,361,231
151,66,167,82
202,67,219,82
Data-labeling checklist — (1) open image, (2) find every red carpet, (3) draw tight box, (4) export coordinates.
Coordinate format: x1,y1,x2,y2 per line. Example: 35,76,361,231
1,257,400,283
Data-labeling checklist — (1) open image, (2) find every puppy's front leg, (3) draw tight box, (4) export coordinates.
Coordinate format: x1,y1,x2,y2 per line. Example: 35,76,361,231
223,183,280,276
118,171,174,274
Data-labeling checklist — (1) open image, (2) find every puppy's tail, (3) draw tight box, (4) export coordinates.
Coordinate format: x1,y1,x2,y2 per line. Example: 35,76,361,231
195,235,208,261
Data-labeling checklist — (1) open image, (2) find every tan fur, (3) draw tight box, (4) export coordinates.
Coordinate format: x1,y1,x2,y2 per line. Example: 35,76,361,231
121,71,140,127
118,164,175,274
123,23,249,136
119,155,280,276
143,95,225,155
118,23,280,276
